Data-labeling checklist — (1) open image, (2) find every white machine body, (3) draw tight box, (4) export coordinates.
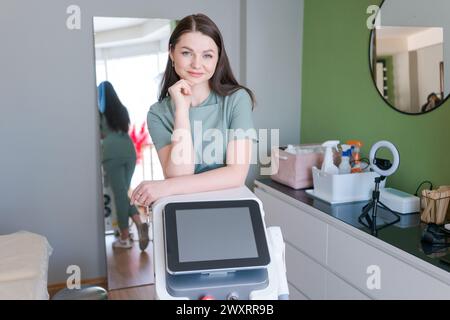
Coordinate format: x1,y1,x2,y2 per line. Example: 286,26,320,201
151,186,288,300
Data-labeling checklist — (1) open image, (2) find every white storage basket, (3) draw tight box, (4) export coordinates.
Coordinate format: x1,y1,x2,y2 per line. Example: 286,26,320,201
309,167,386,204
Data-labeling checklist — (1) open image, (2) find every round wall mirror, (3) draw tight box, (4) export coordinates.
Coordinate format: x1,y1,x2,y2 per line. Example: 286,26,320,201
369,0,449,114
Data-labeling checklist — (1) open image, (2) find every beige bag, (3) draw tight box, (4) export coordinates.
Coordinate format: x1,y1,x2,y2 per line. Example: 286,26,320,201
420,186,450,224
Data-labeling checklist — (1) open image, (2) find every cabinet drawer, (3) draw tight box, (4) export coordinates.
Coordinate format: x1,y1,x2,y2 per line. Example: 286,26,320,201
288,283,308,300
285,243,326,299
326,270,370,300
327,226,450,299
255,188,328,264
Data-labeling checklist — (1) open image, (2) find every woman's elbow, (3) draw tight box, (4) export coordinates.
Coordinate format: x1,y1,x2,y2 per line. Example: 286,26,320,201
235,177,246,187
229,165,249,187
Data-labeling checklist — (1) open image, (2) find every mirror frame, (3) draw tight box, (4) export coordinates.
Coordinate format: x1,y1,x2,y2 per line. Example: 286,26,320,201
368,0,449,115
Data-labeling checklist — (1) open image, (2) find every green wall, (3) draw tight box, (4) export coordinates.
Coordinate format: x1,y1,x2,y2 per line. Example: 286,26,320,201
301,0,450,194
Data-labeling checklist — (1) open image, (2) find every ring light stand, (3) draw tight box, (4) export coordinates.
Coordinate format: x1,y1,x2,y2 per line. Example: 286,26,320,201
358,141,401,236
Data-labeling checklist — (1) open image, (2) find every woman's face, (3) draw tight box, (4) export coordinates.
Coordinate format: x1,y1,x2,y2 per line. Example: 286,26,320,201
170,32,219,86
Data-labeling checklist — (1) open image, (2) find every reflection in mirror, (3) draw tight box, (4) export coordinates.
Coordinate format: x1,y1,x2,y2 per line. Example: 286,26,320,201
371,26,446,114
93,16,172,291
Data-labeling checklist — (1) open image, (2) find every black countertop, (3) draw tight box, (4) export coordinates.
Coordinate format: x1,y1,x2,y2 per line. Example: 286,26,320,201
256,179,450,274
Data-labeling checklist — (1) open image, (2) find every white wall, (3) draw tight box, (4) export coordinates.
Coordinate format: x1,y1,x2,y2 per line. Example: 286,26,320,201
417,43,443,107
408,28,443,51
393,52,411,111
378,37,408,55
244,0,304,184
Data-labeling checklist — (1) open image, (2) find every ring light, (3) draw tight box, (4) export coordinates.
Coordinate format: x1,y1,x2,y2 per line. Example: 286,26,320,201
359,140,401,236
369,141,400,177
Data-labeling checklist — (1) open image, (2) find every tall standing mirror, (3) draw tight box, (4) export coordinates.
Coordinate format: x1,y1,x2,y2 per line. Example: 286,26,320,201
370,0,449,114
93,16,173,291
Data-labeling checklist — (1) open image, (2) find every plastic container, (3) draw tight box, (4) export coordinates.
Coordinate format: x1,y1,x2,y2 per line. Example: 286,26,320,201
309,167,386,204
379,188,420,214
270,145,324,189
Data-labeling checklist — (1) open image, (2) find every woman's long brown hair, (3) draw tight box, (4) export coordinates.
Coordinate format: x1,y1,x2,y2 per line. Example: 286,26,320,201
158,14,255,109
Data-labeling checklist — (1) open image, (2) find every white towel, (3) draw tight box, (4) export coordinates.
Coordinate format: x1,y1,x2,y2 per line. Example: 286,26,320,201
0,231,53,299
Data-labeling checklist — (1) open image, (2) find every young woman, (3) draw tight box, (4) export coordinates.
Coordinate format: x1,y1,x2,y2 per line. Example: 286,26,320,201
130,14,256,206
99,81,149,250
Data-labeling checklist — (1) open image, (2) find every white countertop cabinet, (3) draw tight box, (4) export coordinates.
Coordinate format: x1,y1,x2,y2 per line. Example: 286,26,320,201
254,181,450,300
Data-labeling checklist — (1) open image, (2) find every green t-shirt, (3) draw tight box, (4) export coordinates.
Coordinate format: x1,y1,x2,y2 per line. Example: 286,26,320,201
100,115,136,162
147,89,256,174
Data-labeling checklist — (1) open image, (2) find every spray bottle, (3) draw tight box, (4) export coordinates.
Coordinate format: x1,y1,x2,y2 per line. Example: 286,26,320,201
346,140,363,173
285,144,296,154
339,144,352,174
321,140,340,175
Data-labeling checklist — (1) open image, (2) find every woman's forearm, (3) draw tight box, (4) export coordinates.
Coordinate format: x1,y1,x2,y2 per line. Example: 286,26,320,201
165,109,195,177
130,140,252,206
165,165,248,196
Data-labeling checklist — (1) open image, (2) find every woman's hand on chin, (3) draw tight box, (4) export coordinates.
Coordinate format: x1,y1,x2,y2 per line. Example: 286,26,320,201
130,180,171,206
168,79,194,111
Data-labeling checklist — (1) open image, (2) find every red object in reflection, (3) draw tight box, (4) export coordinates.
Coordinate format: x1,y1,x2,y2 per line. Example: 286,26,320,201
129,122,150,164
200,295,215,300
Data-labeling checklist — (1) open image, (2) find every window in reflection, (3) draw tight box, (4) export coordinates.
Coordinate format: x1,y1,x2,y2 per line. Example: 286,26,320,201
95,54,166,185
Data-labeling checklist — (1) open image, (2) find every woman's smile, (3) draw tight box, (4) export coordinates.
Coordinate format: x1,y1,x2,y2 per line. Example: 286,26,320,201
187,71,204,78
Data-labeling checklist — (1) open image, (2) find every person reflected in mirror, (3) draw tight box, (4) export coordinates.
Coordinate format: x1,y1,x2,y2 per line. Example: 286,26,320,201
98,81,149,250
421,92,442,113
130,14,256,206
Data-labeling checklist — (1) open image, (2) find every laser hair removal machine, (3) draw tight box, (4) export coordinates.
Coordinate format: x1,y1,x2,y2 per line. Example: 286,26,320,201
151,186,289,300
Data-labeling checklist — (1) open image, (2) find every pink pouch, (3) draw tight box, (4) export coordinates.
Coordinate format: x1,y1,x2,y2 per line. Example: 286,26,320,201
271,145,324,189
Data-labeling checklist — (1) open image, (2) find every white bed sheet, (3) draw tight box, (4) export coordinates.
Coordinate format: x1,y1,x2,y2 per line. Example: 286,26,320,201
0,231,53,300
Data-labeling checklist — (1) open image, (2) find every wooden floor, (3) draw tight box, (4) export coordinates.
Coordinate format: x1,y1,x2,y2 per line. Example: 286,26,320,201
108,284,155,300
105,223,154,291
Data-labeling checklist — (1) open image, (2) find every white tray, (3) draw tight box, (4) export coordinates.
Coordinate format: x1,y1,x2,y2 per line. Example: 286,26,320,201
305,189,371,205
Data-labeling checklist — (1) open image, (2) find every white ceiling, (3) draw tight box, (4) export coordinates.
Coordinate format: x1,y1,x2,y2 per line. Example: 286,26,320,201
93,17,171,49
93,17,149,32
376,26,438,39
375,26,444,55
